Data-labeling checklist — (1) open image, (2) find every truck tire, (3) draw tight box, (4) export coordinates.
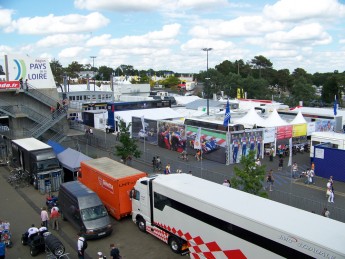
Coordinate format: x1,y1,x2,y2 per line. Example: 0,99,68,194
45,234,65,256
168,236,182,254
137,217,146,232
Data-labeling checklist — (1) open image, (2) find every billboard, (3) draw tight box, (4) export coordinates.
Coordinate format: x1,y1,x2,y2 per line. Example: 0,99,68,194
5,54,55,89
230,129,263,164
186,126,227,164
157,121,186,153
132,117,158,145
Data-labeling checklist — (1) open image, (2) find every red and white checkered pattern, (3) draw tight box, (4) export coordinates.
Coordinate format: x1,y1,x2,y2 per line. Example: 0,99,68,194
154,221,246,259
146,225,169,243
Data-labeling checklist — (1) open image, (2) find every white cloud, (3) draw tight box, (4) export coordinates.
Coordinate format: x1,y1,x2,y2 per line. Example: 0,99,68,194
263,0,345,22
74,0,165,12
189,16,286,38
58,47,89,58
5,12,109,35
266,23,332,45
177,0,228,9
0,8,13,28
37,34,91,48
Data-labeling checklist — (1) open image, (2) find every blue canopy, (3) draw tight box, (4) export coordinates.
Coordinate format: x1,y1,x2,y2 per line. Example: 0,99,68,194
47,140,66,154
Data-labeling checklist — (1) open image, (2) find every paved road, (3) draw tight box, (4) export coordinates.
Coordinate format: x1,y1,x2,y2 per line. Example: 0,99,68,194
0,165,182,259
71,128,345,221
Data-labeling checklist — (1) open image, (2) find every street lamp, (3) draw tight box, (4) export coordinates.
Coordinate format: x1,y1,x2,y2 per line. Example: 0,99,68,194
90,56,97,91
202,48,212,115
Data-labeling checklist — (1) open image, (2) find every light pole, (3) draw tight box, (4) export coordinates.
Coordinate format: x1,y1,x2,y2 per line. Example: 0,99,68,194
90,56,97,91
202,48,212,115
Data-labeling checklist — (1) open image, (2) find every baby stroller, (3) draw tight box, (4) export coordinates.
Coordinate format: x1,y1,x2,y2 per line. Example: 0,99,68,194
1,229,13,248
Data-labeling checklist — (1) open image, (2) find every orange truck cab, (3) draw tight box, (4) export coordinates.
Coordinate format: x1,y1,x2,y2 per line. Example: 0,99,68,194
78,157,147,220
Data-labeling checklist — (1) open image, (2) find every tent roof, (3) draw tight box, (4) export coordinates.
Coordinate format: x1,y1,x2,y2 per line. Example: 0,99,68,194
57,148,92,172
115,107,183,125
290,111,307,125
47,140,66,154
264,109,289,127
233,107,266,127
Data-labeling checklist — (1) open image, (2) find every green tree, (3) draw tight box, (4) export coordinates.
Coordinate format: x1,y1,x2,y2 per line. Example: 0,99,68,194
50,59,64,84
66,61,83,79
231,150,268,198
322,76,339,103
115,118,141,165
250,55,273,78
291,77,316,106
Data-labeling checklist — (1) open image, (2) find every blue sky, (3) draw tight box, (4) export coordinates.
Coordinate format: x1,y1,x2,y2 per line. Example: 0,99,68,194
1,0,345,74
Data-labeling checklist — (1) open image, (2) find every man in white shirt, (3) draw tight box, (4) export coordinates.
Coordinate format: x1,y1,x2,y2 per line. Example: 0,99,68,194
27,224,39,238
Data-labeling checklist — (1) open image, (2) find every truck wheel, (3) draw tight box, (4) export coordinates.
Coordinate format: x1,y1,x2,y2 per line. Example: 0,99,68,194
169,236,182,254
137,217,146,232
30,246,39,256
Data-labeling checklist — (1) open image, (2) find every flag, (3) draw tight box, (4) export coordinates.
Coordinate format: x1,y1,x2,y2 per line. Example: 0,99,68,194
194,127,202,149
141,116,145,131
288,138,292,167
334,95,337,116
223,99,231,127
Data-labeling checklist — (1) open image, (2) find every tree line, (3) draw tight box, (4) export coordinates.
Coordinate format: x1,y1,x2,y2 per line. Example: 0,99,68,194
50,55,345,107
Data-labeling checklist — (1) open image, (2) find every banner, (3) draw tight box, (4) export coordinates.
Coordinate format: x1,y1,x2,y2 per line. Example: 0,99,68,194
276,125,293,140
5,54,55,89
292,124,307,137
263,127,275,143
0,81,20,89
307,122,315,136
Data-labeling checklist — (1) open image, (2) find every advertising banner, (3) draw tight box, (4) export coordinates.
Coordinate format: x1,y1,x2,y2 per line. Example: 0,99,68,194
315,119,335,132
186,126,226,164
157,121,186,152
5,54,55,89
307,122,315,136
132,117,158,145
292,124,307,137
263,127,275,143
276,125,293,140
0,81,20,90
229,129,263,164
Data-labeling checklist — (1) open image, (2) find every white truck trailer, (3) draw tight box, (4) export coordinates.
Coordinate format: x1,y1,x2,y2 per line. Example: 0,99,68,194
130,174,345,259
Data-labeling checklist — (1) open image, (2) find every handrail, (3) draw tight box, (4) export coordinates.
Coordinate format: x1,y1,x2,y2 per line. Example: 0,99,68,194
25,83,60,107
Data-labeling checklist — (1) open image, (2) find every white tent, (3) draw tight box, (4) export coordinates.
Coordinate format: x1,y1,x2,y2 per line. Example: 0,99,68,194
290,111,307,125
264,109,289,127
233,107,266,127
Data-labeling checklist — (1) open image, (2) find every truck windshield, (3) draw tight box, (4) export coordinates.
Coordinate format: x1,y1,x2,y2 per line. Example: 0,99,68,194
36,159,60,172
80,205,108,221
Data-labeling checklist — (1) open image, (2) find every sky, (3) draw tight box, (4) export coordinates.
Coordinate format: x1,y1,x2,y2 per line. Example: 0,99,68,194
1,0,345,74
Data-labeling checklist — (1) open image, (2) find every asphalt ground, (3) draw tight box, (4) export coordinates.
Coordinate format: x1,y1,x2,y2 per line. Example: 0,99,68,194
72,128,345,220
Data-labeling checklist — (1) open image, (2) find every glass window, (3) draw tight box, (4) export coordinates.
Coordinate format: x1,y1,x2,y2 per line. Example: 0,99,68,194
80,205,108,221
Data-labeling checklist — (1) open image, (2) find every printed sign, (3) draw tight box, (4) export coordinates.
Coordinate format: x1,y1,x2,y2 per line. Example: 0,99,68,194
0,81,20,89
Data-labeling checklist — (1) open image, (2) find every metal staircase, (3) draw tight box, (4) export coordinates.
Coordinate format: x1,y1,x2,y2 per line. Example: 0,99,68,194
0,97,67,140
24,83,57,107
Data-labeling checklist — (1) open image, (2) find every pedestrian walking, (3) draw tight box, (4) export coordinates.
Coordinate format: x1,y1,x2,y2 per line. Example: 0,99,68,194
309,169,315,184
19,77,23,89
50,106,55,120
110,243,121,259
50,207,60,230
40,207,49,229
292,162,298,178
25,79,29,91
278,157,283,171
265,170,274,191
152,156,156,172
327,180,334,203
77,232,87,259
